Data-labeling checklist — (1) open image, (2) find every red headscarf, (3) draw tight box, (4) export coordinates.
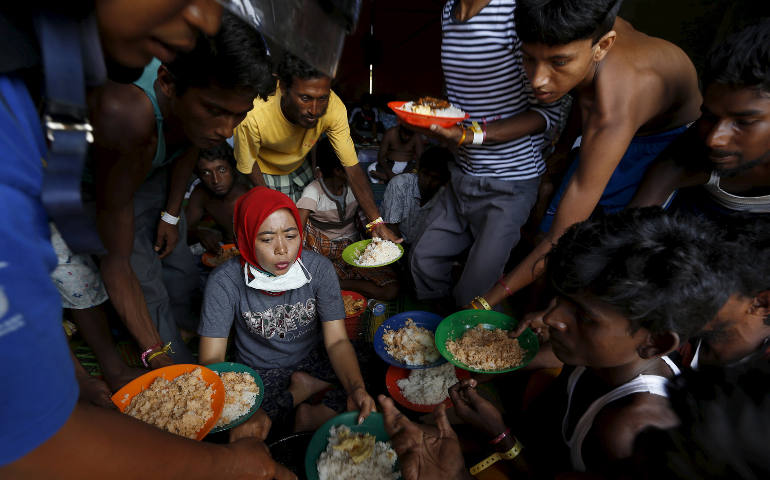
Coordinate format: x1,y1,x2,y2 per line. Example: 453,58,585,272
234,186,303,270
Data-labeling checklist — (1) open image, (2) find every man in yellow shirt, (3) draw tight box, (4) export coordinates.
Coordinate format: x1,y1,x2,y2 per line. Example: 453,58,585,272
234,53,398,242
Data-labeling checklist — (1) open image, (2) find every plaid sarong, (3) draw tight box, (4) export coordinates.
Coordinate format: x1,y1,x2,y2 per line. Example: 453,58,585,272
262,159,315,202
304,222,398,287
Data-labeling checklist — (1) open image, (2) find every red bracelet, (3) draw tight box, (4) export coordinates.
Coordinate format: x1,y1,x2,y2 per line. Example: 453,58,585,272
489,428,510,445
141,342,163,367
497,276,513,297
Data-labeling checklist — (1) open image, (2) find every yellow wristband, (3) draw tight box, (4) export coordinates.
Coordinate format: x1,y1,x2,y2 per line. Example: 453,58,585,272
474,296,492,311
146,342,174,364
366,217,384,232
469,440,523,476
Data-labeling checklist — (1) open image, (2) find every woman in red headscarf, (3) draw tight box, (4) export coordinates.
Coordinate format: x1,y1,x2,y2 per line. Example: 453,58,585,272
198,187,375,432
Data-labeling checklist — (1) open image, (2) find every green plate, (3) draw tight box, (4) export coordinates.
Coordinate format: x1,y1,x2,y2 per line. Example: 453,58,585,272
434,310,540,374
206,362,264,433
341,239,404,268
304,412,399,480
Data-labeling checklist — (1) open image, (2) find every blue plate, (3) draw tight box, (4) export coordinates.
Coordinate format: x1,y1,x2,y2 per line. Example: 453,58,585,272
373,311,446,369
305,412,398,480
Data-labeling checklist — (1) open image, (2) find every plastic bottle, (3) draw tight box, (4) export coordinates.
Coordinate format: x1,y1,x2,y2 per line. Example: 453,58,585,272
368,299,387,341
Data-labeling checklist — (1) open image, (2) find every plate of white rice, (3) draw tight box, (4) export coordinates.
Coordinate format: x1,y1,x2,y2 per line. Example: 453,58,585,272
342,238,404,268
306,412,401,480
386,363,471,413
206,362,264,433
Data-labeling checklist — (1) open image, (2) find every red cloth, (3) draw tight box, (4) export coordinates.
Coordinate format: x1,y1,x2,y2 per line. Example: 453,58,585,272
234,186,303,270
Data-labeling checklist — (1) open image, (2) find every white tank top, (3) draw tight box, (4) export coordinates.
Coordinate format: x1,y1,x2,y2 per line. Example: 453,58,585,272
562,356,681,471
703,171,770,212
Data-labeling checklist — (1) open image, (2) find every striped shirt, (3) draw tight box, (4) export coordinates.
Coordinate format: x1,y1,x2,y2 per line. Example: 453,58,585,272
441,0,563,180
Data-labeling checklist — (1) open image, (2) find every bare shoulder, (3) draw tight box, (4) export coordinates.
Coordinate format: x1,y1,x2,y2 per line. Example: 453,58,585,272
585,392,677,464
89,80,155,149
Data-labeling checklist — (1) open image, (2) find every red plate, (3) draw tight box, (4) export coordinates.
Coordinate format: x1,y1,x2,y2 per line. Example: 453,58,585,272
385,365,471,413
388,101,469,129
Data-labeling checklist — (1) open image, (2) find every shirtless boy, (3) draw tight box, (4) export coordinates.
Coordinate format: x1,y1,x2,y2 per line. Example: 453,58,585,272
186,142,249,255
479,0,702,310
371,125,423,182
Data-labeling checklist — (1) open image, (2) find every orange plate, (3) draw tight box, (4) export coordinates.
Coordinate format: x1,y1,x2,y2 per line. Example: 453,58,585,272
201,243,239,268
385,365,471,413
388,101,469,129
111,364,225,441
341,290,367,318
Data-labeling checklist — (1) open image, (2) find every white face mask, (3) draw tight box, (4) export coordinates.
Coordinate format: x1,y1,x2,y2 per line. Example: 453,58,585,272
243,258,312,292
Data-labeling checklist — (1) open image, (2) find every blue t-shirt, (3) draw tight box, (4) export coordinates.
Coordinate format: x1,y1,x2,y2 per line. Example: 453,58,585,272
0,75,79,465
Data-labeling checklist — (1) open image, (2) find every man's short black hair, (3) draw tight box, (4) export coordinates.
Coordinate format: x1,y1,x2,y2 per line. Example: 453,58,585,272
198,142,236,172
164,11,274,99
417,147,451,183
277,52,326,90
702,20,770,95
515,0,623,46
633,363,770,479
720,214,770,301
545,208,733,338
315,137,343,178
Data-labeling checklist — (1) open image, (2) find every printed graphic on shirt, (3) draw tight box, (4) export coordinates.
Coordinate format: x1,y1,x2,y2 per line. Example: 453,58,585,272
242,299,317,340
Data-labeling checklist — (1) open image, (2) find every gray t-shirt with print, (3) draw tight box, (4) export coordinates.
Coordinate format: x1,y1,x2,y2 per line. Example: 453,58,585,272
199,250,345,369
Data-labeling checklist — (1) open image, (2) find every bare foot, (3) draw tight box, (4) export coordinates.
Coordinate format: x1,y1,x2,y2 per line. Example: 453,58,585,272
288,371,331,406
294,403,336,432
103,366,147,392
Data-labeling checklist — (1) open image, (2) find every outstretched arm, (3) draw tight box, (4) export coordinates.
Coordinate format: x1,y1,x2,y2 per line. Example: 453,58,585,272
485,117,638,308
155,147,198,258
91,82,172,368
0,402,295,480
322,319,375,424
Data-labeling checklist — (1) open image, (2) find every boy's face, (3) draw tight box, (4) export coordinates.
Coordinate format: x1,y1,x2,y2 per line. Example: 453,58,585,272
160,65,255,149
543,292,650,367
697,84,770,178
697,293,770,366
280,76,332,129
96,0,222,68
520,32,615,104
197,157,235,197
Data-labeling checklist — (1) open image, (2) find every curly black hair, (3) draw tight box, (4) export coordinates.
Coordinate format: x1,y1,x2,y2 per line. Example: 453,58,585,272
198,142,236,171
276,52,326,90
164,11,274,100
515,0,623,46
545,208,735,339
703,20,770,94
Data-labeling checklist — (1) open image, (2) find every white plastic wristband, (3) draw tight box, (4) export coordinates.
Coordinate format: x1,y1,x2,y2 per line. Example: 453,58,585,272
160,210,180,225
472,130,484,145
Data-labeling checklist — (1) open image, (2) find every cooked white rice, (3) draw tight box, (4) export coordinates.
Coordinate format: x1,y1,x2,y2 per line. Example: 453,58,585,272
396,362,458,405
317,425,399,480
215,371,259,427
400,101,465,118
382,319,441,366
356,238,401,266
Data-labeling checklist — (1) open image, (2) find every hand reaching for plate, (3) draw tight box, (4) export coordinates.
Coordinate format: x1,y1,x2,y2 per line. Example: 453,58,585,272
379,395,470,480
448,379,507,440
